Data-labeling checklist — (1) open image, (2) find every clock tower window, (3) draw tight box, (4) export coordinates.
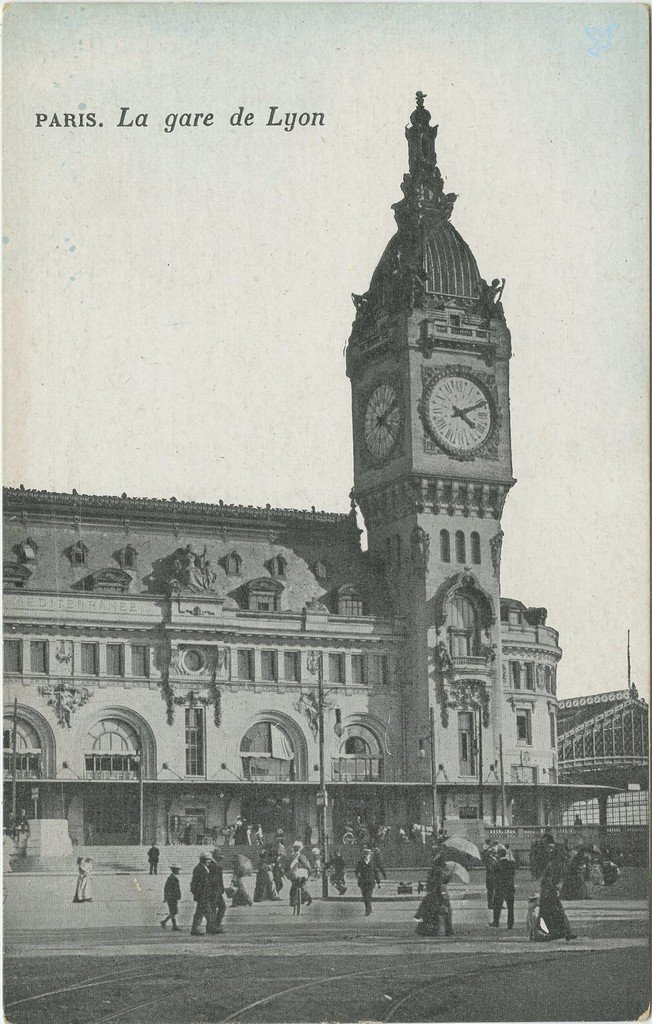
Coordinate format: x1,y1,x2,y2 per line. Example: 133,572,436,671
470,532,481,565
455,531,466,564
449,594,480,657
440,529,451,563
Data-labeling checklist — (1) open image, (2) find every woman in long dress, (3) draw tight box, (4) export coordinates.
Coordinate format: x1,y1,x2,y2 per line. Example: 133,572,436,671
539,863,576,940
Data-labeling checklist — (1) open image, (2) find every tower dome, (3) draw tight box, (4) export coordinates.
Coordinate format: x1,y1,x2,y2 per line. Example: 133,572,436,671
349,92,500,340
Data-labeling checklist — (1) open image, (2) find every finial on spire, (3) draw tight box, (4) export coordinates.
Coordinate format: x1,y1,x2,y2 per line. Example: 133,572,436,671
410,90,432,127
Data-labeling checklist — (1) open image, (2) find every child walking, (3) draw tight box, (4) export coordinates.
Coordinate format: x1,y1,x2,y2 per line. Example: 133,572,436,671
161,865,182,931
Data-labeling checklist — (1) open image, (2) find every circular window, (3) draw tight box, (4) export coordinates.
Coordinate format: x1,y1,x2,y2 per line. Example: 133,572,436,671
182,648,205,673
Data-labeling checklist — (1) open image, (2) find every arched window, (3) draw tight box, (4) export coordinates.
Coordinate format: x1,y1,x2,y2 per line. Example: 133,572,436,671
270,555,287,579
440,529,451,563
240,722,295,781
313,559,328,582
470,532,481,565
85,718,141,780
3,717,42,779
116,544,138,569
224,551,242,576
449,593,479,657
455,531,466,563
334,724,382,781
68,541,89,567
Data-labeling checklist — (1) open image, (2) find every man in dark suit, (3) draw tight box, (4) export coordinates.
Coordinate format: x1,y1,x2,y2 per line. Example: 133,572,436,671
491,846,516,929
190,853,212,935
355,847,382,916
207,848,227,934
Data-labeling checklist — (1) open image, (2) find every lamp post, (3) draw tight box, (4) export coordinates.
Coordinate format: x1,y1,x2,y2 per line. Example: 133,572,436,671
307,651,329,898
11,697,18,830
134,738,144,845
419,706,439,839
474,706,484,822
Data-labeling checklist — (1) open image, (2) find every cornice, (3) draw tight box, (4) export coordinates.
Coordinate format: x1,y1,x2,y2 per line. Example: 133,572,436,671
356,474,515,524
3,486,357,537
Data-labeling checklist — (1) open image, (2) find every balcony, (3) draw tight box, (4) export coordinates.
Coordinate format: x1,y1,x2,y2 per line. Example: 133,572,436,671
84,754,140,781
3,753,41,780
331,756,383,782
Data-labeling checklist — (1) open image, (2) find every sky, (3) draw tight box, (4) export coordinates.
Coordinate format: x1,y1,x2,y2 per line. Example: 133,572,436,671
2,3,649,699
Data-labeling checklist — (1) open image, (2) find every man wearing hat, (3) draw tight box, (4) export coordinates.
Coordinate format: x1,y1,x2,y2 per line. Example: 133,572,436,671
490,845,516,929
206,848,227,934
161,865,182,931
190,853,212,935
355,847,382,916
287,840,312,909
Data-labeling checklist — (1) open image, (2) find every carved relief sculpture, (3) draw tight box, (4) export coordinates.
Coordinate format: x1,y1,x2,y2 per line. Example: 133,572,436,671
168,545,217,593
489,530,504,579
410,525,430,573
54,640,74,676
38,682,92,728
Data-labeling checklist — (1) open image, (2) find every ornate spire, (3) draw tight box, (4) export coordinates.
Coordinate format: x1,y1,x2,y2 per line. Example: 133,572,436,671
392,92,457,231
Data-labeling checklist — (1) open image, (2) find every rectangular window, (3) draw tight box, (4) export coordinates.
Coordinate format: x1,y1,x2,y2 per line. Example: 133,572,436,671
458,711,476,775
516,709,532,745
132,644,150,677
510,662,521,689
459,804,479,819
106,643,124,676
237,649,254,680
525,663,535,690
328,653,344,685
30,640,48,674
511,765,538,784
351,654,365,686
284,651,301,682
261,650,277,681
368,654,388,687
185,707,205,777
4,639,22,673
81,642,99,675
508,609,521,625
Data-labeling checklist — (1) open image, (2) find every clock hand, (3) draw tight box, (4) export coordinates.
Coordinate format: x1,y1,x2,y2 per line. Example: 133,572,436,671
451,406,477,428
376,400,399,429
456,400,487,416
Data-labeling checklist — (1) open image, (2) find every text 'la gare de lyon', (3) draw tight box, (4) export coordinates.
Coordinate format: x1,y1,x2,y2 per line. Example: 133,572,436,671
35,107,326,133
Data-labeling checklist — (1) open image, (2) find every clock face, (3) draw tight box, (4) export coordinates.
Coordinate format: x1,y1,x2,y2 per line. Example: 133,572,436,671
364,383,400,460
427,375,492,454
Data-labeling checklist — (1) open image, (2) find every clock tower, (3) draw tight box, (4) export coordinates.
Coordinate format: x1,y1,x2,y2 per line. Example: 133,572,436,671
346,93,515,824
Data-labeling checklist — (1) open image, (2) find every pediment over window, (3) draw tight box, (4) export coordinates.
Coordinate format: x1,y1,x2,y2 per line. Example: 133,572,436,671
114,544,138,569
66,541,89,567
246,577,284,612
267,554,287,579
15,538,38,562
336,585,365,617
82,568,132,593
221,551,243,576
3,562,32,588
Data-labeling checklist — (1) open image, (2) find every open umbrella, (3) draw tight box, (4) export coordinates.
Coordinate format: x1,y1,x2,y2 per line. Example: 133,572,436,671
445,861,470,884
441,836,482,867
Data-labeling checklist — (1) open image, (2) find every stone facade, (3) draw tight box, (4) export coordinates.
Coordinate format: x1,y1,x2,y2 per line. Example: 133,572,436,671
4,95,576,846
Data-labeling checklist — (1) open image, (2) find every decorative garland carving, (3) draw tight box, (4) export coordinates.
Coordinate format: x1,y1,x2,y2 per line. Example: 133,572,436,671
38,682,92,728
435,671,490,729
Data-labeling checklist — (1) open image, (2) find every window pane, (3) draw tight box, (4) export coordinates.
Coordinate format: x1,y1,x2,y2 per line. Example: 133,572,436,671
510,662,521,689
261,650,276,681
237,649,254,680
30,641,47,674
525,663,535,690
329,653,343,684
284,652,300,682
4,640,22,673
185,707,205,776
132,645,149,677
106,644,124,676
81,643,98,675
351,654,364,686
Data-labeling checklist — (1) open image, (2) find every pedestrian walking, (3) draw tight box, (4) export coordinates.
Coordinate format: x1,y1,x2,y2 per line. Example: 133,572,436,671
355,847,381,916
147,844,160,875
190,852,212,935
423,851,453,935
481,838,499,910
72,856,92,903
253,823,264,846
233,817,248,845
372,845,387,881
287,840,312,910
207,849,227,932
490,846,516,929
254,849,280,902
161,866,182,930
327,848,347,895
539,862,577,941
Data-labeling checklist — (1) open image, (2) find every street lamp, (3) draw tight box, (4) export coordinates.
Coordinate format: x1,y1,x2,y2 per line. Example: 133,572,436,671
419,706,439,839
307,651,329,898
